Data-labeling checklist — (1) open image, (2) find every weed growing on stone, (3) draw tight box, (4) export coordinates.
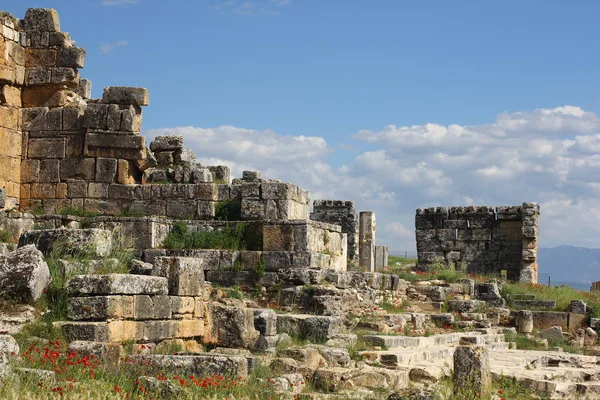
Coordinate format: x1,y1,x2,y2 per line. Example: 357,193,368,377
163,221,250,250
0,228,11,243
214,199,242,221
57,206,101,218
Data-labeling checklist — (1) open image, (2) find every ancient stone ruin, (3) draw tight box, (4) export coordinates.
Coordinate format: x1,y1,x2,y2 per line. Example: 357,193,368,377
415,204,540,283
0,7,598,400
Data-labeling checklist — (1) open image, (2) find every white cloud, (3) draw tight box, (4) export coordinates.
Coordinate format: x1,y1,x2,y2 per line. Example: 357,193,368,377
99,40,129,54
213,0,292,16
101,0,140,6
145,105,600,255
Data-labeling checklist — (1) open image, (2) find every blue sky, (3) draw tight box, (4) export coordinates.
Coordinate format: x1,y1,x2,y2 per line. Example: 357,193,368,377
4,1,600,253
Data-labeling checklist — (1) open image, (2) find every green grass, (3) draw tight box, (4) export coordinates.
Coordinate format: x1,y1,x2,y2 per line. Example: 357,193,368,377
163,221,261,251
0,228,11,243
502,281,600,317
388,255,417,266
33,228,134,323
57,206,101,218
214,199,242,221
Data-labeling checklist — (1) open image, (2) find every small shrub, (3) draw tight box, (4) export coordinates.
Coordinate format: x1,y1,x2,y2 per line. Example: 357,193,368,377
57,206,100,218
214,199,242,221
0,229,11,243
163,221,257,251
253,258,266,279
225,285,243,300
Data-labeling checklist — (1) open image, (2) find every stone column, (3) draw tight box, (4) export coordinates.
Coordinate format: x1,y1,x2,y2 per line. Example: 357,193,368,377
359,211,375,272
517,310,533,334
520,202,540,284
453,343,491,397
374,245,389,271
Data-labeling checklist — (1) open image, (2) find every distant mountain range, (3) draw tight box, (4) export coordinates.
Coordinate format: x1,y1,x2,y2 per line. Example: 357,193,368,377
538,245,600,287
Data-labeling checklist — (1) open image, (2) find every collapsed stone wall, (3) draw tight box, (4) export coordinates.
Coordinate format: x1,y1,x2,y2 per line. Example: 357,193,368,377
0,8,310,223
415,203,540,283
310,200,358,264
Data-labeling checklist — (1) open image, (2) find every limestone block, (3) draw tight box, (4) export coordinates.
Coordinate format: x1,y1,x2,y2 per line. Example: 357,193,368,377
102,87,149,106
20,160,39,183
144,320,178,341
84,132,145,160
208,166,230,184
150,136,182,152
130,354,248,380
25,68,50,86
210,303,259,348
453,345,491,396
38,159,60,183
107,321,145,342
77,78,92,99
191,167,213,183
28,138,65,159
24,8,61,32
540,326,564,341
57,46,86,68
242,171,261,181
57,321,109,342
166,200,197,219
171,296,194,315
0,85,20,107
19,228,112,257
262,251,293,271
120,105,142,132
82,103,108,130
115,159,136,185
175,320,204,338
60,159,96,182
276,314,342,342
0,245,51,303
66,180,88,198
263,225,294,251
570,300,587,315
94,158,117,183
50,67,79,87
66,274,168,296
88,182,108,198
241,199,265,220
254,308,277,336
153,257,205,296
68,296,134,321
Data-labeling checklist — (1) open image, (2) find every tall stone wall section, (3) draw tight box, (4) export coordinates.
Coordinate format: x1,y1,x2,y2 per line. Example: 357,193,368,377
0,12,25,209
0,8,311,222
415,203,540,283
310,200,358,264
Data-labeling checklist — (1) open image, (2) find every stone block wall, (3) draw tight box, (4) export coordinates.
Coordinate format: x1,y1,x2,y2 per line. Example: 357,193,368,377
415,203,540,283
59,270,208,345
0,8,312,224
0,12,25,209
310,200,358,264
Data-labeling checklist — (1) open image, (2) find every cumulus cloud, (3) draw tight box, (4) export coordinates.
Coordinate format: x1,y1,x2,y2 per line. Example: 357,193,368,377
99,40,129,54
145,105,600,254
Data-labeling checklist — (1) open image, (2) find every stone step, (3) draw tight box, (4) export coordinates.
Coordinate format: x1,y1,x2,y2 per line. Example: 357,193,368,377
512,299,556,310
363,332,505,349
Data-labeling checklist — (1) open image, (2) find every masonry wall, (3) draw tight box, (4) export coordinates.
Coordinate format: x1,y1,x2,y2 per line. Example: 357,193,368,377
0,12,25,209
1,8,311,222
310,200,358,264
415,203,540,282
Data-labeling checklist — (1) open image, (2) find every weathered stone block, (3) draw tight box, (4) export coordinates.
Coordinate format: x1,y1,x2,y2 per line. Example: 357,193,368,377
150,136,182,152
210,303,259,348
66,274,168,296
28,138,65,159
57,46,86,68
68,296,134,321
95,158,117,183
153,257,205,296
102,87,149,106
453,345,491,396
24,8,61,32
19,228,112,257
276,314,341,342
